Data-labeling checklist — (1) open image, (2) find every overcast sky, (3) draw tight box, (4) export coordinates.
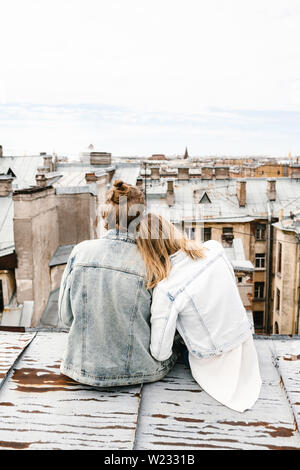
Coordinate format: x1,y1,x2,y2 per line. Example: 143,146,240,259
1,0,300,156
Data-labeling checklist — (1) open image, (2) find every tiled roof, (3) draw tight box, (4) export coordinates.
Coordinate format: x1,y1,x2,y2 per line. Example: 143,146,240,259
0,330,299,450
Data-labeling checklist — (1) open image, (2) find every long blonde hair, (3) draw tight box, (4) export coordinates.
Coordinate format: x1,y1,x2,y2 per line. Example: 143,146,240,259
137,213,206,289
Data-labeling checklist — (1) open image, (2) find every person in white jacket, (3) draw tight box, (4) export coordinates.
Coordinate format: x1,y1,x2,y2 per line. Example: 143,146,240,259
136,213,262,413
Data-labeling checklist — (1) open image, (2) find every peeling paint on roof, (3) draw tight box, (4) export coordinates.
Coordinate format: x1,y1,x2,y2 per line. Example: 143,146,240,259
0,331,300,450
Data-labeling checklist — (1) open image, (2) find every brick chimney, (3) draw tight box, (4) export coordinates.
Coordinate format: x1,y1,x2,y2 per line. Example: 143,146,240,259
267,178,276,201
236,179,247,207
201,166,213,180
166,179,175,206
215,166,229,179
42,154,54,172
0,175,13,196
178,167,189,180
35,172,62,188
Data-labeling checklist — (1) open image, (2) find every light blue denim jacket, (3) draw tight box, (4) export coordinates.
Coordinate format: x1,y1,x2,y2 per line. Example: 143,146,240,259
58,230,179,387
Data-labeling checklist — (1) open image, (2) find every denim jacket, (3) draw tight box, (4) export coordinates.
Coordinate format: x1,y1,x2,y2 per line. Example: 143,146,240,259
58,230,178,387
150,240,252,361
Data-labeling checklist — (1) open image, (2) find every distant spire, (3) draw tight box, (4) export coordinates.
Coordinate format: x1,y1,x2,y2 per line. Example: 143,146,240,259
184,147,189,159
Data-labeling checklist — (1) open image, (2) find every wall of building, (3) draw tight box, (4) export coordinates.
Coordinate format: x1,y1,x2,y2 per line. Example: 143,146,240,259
56,192,97,246
13,187,59,326
272,228,299,334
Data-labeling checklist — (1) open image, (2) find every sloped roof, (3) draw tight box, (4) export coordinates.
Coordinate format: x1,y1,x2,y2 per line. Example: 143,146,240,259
0,155,43,189
146,178,300,222
0,330,299,450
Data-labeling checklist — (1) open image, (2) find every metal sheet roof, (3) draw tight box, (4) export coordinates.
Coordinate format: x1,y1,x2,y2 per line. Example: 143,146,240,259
0,155,43,189
146,178,300,222
0,331,299,450
113,166,140,186
0,195,14,256
49,245,75,267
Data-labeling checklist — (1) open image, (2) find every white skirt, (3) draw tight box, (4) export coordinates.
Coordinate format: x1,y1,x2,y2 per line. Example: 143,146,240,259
188,335,262,413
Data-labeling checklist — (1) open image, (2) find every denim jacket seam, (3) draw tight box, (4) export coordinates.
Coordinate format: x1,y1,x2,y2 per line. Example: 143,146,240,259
81,267,87,371
74,263,144,278
125,278,143,374
61,362,174,381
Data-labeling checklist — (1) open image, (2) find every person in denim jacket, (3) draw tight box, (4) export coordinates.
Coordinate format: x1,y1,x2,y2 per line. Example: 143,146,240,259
58,180,179,387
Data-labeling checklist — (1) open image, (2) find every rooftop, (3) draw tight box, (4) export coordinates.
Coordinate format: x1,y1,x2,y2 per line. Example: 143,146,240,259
146,178,300,223
0,330,299,450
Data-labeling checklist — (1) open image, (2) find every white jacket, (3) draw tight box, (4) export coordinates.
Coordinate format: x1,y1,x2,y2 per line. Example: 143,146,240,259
150,240,252,361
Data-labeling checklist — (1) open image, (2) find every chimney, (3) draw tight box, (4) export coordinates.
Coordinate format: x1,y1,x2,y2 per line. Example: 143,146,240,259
85,172,97,183
166,178,175,206
279,208,284,221
0,145,3,157
201,166,213,180
35,172,62,188
178,167,189,180
136,177,143,188
90,152,112,165
267,178,276,201
0,175,13,196
236,179,247,207
42,155,54,172
150,167,160,180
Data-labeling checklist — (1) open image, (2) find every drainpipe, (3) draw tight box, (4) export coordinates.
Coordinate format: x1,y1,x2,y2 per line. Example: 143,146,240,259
265,202,273,334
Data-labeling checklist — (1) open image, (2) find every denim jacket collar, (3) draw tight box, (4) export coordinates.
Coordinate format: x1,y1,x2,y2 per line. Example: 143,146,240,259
104,229,137,244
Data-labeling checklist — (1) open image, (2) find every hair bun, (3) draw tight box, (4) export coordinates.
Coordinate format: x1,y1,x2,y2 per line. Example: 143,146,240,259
113,180,126,190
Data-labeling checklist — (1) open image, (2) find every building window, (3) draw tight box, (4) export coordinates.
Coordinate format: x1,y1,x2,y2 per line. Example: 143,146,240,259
253,311,264,329
203,227,211,242
254,282,265,299
276,288,281,312
237,276,243,283
277,170,280,175
222,227,234,247
185,227,195,240
277,242,282,273
255,253,266,269
255,224,266,240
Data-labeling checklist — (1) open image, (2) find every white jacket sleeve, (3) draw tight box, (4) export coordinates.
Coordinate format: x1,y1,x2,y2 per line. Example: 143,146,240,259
150,286,179,361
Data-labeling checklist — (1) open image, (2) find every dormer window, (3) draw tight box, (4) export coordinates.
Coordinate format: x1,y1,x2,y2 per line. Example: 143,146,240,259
199,192,211,204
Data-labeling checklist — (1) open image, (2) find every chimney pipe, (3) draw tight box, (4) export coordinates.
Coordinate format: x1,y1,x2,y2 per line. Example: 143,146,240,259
166,178,175,206
267,178,276,201
236,179,247,207
0,175,13,196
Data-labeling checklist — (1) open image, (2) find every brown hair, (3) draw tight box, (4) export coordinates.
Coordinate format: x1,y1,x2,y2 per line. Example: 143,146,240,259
137,213,206,289
102,180,145,232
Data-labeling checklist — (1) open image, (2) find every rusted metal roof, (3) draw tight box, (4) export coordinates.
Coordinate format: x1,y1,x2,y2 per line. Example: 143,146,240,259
0,331,300,450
